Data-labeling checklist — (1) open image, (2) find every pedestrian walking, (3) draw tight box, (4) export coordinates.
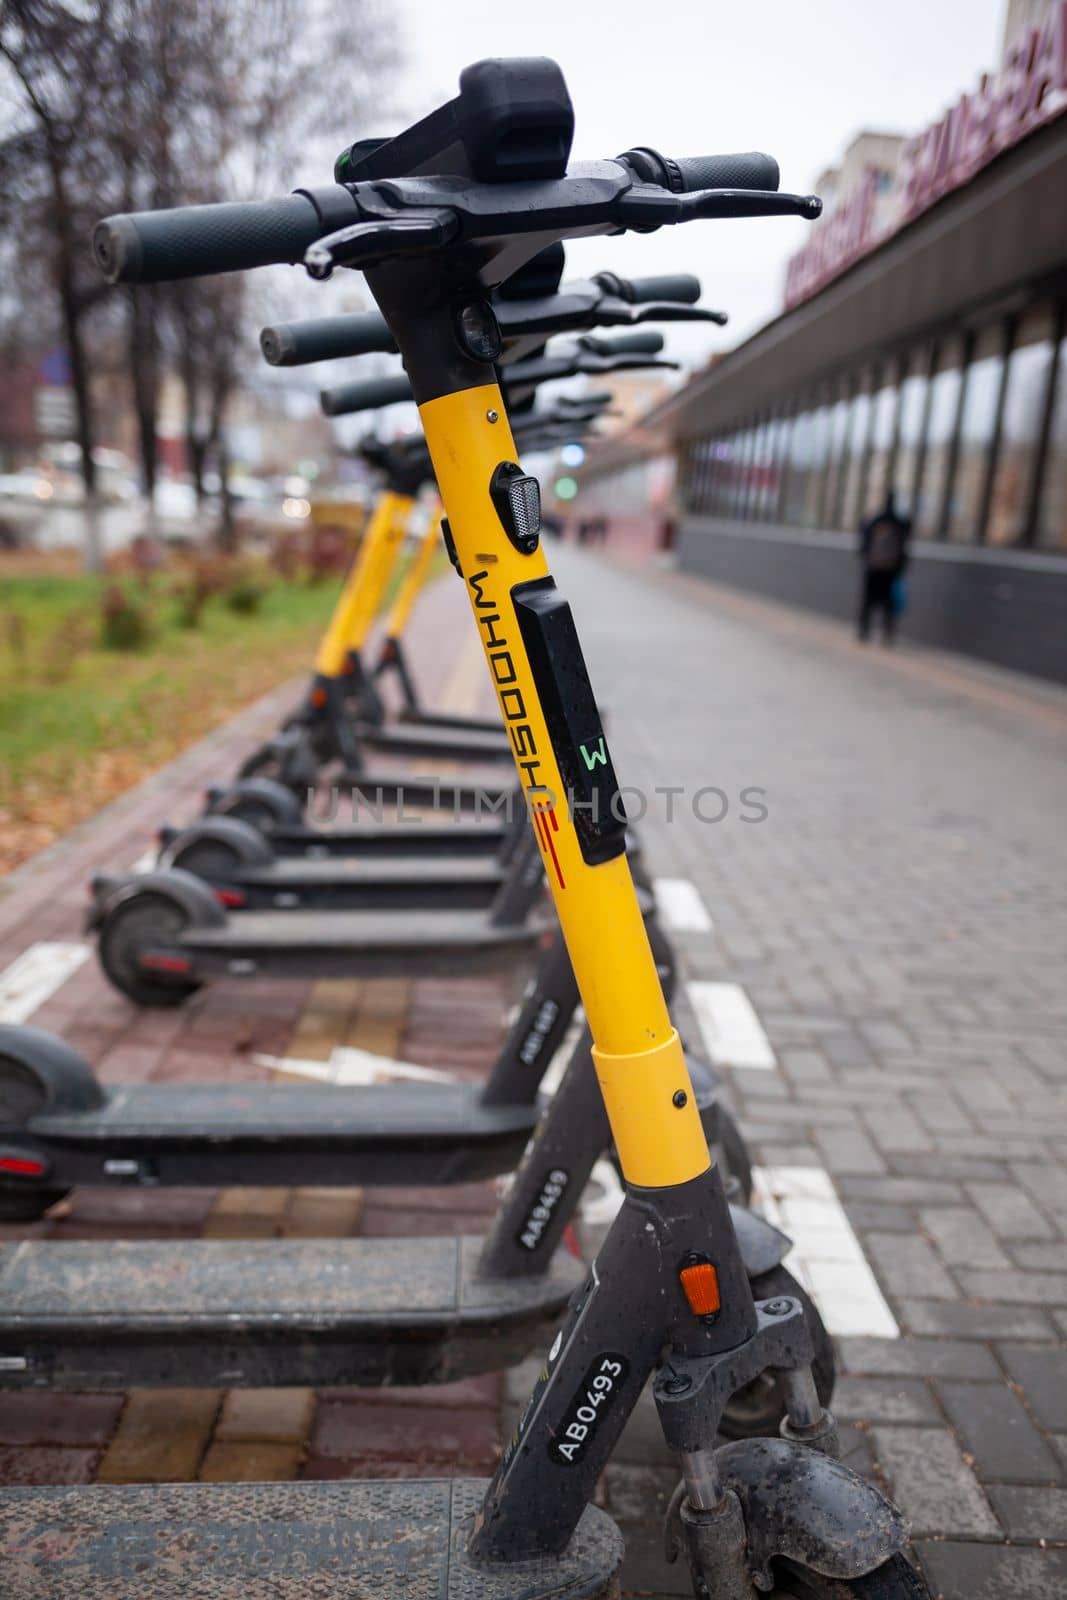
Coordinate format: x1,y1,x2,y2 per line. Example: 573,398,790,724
858,490,911,643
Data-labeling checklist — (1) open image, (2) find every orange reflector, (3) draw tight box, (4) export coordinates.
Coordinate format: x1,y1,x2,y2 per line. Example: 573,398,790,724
680,1260,720,1317
310,687,328,707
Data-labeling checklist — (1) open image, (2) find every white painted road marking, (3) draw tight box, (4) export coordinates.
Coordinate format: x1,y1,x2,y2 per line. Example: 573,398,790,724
653,878,714,934
687,981,777,1070
0,942,89,1025
754,1164,900,1339
255,1044,453,1086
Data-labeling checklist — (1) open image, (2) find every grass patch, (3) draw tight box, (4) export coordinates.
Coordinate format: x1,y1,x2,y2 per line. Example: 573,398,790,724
0,560,342,873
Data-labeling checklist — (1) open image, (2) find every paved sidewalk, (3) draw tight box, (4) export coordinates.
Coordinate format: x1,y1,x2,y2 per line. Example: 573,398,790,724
555,539,1067,1598
1,542,1065,1598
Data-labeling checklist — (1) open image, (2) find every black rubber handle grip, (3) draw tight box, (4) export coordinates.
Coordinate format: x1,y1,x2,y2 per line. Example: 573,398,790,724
619,146,780,197
320,375,413,417
93,192,337,284
260,313,396,367
597,271,701,306
587,330,665,356
673,152,780,193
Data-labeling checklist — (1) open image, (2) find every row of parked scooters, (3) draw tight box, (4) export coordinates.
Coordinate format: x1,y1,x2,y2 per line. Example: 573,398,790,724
0,56,929,1600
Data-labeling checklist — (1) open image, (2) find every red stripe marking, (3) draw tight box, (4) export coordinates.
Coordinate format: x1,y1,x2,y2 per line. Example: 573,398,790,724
141,953,192,974
0,1156,47,1177
541,806,565,890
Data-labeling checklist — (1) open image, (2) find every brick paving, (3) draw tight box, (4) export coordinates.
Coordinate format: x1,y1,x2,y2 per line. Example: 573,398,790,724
1,541,1065,1597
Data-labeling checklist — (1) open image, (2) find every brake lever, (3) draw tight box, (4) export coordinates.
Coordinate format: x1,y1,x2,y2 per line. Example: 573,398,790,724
675,188,822,222
630,302,729,326
305,208,459,278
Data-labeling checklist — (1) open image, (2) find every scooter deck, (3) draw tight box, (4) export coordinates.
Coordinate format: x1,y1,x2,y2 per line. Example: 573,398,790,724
223,854,503,912
0,1479,623,1599
356,720,511,762
330,769,514,812
0,1234,585,1389
14,1080,540,1188
183,907,543,978
210,812,513,859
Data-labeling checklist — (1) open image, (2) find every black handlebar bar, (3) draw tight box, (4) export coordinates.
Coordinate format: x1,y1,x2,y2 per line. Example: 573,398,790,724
321,375,412,417
93,187,362,285
594,271,700,306
260,312,396,367
579,330,664,357
618,147,780,195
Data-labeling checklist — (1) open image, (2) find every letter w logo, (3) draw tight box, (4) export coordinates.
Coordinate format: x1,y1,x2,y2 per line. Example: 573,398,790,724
580,738,607,771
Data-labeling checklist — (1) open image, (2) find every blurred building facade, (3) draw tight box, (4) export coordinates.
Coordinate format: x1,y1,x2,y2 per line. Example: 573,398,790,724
580,1,1067,682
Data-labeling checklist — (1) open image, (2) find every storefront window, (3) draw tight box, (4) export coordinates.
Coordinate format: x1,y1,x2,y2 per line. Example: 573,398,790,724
862,368,901,517
945,324,1007,543
839,374,875,532
781,407,816,525
740,419,768,520
800,401,832,528
893,349,931,516
819,385,853,529
1035,323,1067,550
986,306,1057,546
759,413,789,521
913,338,965,538
717,429,738,516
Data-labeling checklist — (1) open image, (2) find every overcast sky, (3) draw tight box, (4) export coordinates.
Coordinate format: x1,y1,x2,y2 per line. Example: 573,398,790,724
385,0,1006,362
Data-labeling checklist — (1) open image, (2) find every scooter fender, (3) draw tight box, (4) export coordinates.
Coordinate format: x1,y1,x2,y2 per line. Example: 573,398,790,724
159,815,278,871
727,1201,791,1279
716,1436,908,1586
0,1024,106,1112
208,778,306,828
93,868,229,930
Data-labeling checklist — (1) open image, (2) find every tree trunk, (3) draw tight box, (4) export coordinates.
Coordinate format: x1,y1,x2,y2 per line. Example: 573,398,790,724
128,286,160,524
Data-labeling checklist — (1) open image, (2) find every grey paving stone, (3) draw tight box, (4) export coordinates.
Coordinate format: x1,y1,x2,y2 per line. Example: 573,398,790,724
986,1483,1067,1541
832,1376,939,1424
865,1230,960,1300
838,1337,999,1381
916,1540,1067,1600
603,1462,678,1523
958,1268,1067,1306
919,1206,1012,1271
967,1183,1055,1241
837,1176,965,1205
815,1124,888,1176
779,1047,832,1082
995,1346,1067,1431
935,1380,1063,1484
872,1426,999,1538
843,1200,917,1233
904,1300,1058,1341
1007,1241,1067,1271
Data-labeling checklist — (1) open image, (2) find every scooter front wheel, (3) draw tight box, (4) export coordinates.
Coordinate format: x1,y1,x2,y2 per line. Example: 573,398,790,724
718,1265,833,1441
768,1552,930,1599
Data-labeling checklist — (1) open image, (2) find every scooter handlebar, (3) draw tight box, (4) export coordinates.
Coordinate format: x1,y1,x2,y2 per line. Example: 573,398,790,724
260,312,396,366
619,146,780,196
320,374,412,417
596,271,702,305
581,330,665,356
93,186,358,284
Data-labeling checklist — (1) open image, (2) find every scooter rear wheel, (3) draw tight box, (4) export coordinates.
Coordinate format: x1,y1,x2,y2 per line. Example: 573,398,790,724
0,1054,68,1220
98,891,200,1008
769,1551,930,1598
719,1264,833,1441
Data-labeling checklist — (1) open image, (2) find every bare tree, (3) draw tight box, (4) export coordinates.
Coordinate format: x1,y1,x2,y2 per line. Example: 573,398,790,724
0,0,123,568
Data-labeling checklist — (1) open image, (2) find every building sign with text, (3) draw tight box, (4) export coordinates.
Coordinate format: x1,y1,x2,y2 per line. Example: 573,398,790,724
784,3,1067,310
